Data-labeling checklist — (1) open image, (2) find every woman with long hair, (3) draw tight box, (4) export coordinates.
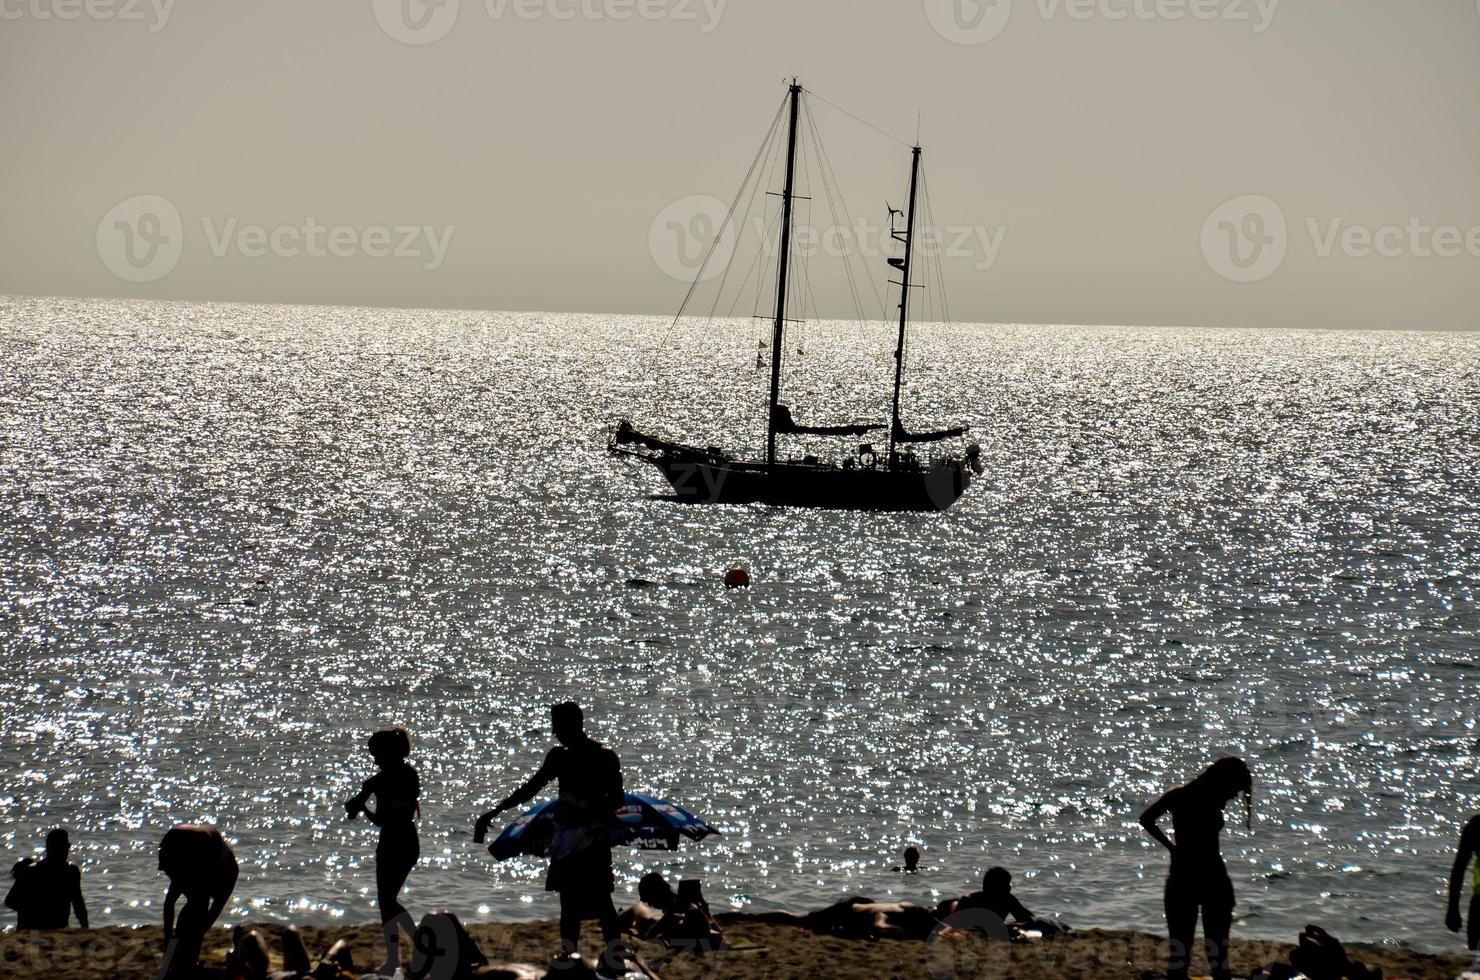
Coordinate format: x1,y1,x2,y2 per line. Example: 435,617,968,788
1140,756,1252,980
346,727,420,977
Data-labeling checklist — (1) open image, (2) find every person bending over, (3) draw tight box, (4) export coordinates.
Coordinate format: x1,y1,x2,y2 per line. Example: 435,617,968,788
157,823,239,979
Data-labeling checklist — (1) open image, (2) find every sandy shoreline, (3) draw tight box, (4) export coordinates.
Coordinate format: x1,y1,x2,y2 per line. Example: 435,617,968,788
1,917,1473,979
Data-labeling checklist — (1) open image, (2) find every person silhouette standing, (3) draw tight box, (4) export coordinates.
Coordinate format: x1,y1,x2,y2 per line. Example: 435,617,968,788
475,702,624,974
156,824,238,979
1140,756,1252,980
1446,811,1480,951
345,726,420,977
5,828,87,930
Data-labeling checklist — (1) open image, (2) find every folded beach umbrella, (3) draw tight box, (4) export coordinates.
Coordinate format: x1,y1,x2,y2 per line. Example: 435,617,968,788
489,792,719,860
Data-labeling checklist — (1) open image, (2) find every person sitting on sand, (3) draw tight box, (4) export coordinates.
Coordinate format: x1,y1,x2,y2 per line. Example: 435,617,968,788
891,846,921,874
5,827,88,930
226,926,271,980
747,897,940,941
1447,811,1480,952
1141,756,1253,980
157,823,240,979
345,726,421,977
934,866,1063,936
617,873,724,950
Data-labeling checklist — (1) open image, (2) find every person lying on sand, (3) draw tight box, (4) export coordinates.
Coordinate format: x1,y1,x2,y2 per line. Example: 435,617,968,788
744,897,940,941
934,866,1066,937
618,873,724,950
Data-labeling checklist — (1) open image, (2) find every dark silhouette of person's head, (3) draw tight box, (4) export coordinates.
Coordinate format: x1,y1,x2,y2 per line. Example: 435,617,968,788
903,847,920,872
1191,755,1254,827
367,727,411,767
551,701,585,746
44,828,69,862
982,866,1012,895
638,872,676,911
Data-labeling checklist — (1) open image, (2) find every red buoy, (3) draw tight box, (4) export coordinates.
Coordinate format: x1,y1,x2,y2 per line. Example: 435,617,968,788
724,567,751,589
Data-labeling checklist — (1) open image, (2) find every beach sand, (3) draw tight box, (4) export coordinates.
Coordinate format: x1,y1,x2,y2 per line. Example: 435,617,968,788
0,918,1471,979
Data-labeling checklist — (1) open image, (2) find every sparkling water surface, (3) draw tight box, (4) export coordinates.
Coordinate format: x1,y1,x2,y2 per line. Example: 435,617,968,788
0,295,1476,951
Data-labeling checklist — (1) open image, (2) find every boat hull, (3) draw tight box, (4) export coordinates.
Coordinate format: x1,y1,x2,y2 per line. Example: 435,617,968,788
640,454,972,512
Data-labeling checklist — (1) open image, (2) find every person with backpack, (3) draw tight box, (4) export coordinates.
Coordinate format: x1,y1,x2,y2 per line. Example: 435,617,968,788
474,702,625,974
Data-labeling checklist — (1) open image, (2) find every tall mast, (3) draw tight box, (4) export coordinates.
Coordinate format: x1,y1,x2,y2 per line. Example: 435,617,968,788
888,145,922,464
766,79,802,467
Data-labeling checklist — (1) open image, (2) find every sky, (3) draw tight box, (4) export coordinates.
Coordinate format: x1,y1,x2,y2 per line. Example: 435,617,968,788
3,0,1479,330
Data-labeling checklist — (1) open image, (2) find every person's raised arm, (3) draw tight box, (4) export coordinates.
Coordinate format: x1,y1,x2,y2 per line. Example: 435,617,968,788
475,750,558,840
1140,790,1177,854
345,778,373,822
70,867,88,929
1447,816,1479,933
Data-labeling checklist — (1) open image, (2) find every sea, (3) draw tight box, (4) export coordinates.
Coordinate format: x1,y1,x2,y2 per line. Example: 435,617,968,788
0,294,1476,952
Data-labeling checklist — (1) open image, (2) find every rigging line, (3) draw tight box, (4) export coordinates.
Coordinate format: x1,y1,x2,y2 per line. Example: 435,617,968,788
802,95,890,327
795,118,815,355
705,106,786,325
653,93,787,355
921,166,953,327
800,98,871,344
802,86,912,149
750,105,791,325
732,204,784,321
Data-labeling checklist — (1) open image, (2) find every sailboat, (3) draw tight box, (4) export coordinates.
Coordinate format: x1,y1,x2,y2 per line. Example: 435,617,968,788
610,80,981,512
